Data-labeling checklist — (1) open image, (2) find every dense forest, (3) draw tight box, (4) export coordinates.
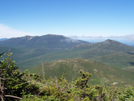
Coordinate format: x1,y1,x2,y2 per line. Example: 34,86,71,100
0,50,134,101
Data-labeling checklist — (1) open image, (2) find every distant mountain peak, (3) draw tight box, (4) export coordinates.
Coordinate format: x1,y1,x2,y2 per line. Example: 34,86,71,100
0,34,89,49
103,39,120,44
104,39,114,42
105,39,112,41
73,39,134,52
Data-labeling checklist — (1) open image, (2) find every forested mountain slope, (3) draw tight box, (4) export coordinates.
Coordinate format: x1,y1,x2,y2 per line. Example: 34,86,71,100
17,39,134,70
29,58,134,86
1,35,134,70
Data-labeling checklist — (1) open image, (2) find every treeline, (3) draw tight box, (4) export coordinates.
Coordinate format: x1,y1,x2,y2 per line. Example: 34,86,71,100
0,51,134,101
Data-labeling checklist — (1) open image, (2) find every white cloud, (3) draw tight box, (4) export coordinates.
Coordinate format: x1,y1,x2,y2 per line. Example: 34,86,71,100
70,34,134,41
0,24,34,38
60,38,79,43
124,34,134,41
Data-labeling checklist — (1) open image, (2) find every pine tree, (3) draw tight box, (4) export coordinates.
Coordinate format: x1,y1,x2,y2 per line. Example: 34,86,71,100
0,50,30,101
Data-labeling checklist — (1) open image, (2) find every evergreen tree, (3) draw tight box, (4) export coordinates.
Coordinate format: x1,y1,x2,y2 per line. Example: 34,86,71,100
0,50,36,101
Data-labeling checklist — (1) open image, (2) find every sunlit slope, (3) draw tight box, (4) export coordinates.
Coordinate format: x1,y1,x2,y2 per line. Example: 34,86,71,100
29,58,134,86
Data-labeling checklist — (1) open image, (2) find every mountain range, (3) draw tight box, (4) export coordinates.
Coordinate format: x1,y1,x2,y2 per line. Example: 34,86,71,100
17,38,134,71
0,34,134,73
1,34,134,86
0,34,89,68
0,34,88,49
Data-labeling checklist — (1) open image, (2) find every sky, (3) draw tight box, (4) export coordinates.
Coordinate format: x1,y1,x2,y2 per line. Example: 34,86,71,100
0,0,134,42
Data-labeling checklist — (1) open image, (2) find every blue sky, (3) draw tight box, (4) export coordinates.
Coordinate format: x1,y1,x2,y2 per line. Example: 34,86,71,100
0,0,134,40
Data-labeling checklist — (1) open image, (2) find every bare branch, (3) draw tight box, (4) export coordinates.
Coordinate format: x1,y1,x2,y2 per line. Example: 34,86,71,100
5,95,22,100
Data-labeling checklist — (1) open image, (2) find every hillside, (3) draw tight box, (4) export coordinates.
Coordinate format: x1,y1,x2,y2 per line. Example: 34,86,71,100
17,39,134,70
29,58,134,86
95,52,134,68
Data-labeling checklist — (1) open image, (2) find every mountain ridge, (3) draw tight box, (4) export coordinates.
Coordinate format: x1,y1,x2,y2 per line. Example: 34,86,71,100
0,34,89,49
73,39,134,52
1,35,134,70
29,58,134,86
15,38,134,69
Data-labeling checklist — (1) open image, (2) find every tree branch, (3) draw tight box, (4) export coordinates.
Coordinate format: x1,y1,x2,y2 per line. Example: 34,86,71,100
5,95,22,100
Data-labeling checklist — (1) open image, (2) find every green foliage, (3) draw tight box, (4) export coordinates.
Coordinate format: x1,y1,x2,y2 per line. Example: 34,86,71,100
21,95,60,101
74,70,92,88
117,86,134,100
23,69,134,101
72,70,97,100
0,52,39,100
1,52,134,101
0,52,26,93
